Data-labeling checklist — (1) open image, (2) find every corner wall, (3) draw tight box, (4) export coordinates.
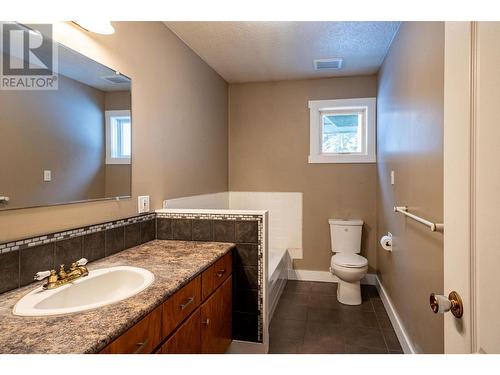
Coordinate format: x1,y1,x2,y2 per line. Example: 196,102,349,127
228,76,378,272
376,22,444,353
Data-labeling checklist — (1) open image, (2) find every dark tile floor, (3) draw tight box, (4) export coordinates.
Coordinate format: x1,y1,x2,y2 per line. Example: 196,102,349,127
269,281,404,354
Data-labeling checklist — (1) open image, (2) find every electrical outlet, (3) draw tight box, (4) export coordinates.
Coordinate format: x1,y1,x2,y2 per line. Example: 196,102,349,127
138,195,150,213
44,170,52,182
390,170,395,185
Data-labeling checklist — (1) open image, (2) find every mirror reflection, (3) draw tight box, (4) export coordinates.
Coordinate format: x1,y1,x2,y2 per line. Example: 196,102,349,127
0,43,132,210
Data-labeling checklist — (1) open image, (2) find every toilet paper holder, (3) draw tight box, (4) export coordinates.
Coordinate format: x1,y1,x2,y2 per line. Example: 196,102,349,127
380,232,393,251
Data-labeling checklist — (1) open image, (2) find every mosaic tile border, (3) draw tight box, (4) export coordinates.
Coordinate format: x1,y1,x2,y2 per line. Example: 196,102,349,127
157,211,265,343
0,213,156,254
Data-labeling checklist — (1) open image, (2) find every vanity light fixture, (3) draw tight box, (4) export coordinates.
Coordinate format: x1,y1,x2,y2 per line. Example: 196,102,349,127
73,21,115,35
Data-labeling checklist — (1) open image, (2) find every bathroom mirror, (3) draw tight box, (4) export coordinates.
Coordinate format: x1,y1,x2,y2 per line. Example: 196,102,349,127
0,27,132,210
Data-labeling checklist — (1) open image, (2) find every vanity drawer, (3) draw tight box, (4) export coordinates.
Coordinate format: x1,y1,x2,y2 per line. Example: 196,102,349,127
162,275,201,338
202,251,232,300
100,304,162,354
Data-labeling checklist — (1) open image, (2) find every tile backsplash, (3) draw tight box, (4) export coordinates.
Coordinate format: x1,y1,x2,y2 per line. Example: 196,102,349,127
0,213,156,294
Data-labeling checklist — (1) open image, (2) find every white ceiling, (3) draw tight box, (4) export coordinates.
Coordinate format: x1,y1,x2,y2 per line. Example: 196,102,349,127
164,21,400,83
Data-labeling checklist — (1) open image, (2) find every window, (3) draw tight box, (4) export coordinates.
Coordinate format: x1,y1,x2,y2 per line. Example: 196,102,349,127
105,110,131,164
308,98,376,163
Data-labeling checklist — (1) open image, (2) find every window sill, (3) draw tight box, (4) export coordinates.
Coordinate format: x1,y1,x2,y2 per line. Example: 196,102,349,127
308,154,376,164
106,158,131,165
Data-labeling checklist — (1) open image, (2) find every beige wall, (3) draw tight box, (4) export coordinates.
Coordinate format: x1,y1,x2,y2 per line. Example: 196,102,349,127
0,22,228,242
104,91,131,111
0,74,106,208
104,164,131,198
228,76,378,271
377,22,444,353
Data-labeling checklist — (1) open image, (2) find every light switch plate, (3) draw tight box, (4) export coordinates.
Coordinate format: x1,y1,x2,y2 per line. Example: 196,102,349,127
138,195,150,213
44,170,51,182
390,170,395,185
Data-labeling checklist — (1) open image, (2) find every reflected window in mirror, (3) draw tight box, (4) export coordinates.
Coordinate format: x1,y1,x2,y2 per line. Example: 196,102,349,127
106,110,131,164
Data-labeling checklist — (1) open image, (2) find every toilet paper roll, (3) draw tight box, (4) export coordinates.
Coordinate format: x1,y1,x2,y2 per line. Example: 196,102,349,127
380,235,392,251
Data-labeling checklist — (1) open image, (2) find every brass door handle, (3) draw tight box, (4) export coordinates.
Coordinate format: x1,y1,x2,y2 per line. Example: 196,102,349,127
180,297,194,310
429,291,463,318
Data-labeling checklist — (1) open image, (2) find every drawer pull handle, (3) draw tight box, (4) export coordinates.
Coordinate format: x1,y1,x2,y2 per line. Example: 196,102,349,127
133,338,149,354
180,297,194,310
202,319,210,326
216,269,226,278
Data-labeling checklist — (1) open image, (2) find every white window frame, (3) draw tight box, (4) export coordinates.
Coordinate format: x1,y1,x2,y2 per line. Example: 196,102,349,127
105,110,131,165
308,97,376,164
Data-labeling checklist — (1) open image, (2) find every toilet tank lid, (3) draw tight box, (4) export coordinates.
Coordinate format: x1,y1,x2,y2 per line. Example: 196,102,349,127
329,219,364,226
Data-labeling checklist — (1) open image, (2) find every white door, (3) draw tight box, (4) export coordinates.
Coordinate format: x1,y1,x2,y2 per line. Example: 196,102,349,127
443,21,500,353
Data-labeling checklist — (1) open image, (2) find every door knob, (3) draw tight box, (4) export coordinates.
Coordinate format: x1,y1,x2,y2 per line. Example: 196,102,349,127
429,291,463,318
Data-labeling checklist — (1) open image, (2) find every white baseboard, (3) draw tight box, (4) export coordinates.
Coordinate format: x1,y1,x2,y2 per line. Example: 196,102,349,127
226,340,268,354
288,269,377,285
375,276,416,354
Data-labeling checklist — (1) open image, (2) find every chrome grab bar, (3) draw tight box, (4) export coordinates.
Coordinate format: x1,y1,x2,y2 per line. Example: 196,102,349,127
394,206,444,233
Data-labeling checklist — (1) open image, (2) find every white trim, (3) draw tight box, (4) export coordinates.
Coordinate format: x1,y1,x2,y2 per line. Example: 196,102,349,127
162,192,230,209
287,247,303,259
375,276,416,354
105,109,131,165
287,269,376,285
308,97,376,164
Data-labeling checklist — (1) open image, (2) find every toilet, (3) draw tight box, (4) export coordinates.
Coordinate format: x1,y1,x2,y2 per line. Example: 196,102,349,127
329,219,368,305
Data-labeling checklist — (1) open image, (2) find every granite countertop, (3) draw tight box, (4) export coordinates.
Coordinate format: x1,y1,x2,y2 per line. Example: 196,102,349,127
0,240,234,354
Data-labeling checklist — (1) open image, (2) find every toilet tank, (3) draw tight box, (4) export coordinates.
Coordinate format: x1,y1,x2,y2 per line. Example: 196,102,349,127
329,219,363,253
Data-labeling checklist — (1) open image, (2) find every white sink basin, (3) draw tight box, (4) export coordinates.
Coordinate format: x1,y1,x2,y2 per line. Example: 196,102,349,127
13,266,154,317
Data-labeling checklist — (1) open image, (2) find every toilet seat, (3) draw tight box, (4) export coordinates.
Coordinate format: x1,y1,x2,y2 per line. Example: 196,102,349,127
331,253,368,268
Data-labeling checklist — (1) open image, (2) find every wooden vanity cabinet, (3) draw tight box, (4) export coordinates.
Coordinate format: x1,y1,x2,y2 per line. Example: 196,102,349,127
100,251,232,354
99,304,162,354
160,309,201,354
201,276,232,353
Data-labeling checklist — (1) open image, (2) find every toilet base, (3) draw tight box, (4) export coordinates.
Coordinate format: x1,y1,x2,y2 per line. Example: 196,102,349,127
337,280,362,305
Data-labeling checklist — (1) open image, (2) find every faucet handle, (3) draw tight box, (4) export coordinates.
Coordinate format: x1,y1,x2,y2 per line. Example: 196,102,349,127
76,258,88,266
34,270,51,281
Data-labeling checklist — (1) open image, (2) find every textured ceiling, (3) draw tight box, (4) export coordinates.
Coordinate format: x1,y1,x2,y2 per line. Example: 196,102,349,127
164,21,400,83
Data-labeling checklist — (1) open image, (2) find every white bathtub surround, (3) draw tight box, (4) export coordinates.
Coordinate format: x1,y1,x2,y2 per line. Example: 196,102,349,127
229,192,303,259
268,248,291,322
162,192,229,209
163,191,304,259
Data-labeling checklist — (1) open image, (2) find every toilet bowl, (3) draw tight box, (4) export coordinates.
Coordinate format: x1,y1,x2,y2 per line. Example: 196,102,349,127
328,219,367,305
331,253,368,305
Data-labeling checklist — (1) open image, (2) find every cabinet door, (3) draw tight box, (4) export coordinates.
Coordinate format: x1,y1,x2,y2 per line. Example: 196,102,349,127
160,309,201,354
201,276,232,354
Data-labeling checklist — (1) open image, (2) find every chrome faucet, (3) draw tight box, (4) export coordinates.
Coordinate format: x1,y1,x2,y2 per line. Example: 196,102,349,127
34,258,89,290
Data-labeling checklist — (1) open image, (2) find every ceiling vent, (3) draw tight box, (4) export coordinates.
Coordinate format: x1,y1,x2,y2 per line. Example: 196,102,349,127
101,74,130,84
313,58,343,71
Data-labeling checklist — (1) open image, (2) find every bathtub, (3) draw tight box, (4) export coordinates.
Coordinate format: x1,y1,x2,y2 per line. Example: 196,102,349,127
268,248,290,321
